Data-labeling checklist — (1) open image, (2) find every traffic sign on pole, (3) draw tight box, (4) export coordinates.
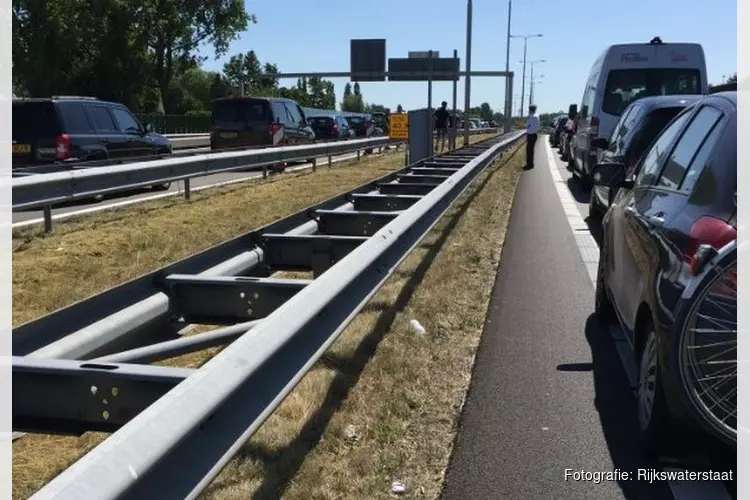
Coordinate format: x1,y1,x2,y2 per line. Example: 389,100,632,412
389,114,409,139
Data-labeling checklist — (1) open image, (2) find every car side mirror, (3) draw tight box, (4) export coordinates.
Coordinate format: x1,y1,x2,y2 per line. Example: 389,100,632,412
143,123,154,133
592,162,628,188
590,137,608,150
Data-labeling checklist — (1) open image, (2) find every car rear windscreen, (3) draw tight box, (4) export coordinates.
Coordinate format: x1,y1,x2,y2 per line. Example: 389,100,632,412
13,101,61,139
602,69,701,116
212,100,269,125
309,117,334,127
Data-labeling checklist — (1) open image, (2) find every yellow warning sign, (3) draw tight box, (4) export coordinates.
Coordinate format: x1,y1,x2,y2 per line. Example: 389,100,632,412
389,114,409,140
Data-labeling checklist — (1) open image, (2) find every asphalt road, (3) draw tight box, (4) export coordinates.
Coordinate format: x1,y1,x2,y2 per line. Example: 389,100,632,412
440,137,734,500
12,150,372,226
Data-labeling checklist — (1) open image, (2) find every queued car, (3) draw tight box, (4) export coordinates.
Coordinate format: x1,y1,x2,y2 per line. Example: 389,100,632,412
587,94,702,220
345,114,374,138
307,114,354,141
210,96,315,151
593,91,737,456
549,116,569,147
12,95,172,189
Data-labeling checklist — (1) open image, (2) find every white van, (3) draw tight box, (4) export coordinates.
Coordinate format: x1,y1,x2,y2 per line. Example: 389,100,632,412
569,37,708,183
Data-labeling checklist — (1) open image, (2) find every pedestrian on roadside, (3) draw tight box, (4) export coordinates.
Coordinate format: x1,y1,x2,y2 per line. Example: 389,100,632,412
434,101,450,153
524,104,539,170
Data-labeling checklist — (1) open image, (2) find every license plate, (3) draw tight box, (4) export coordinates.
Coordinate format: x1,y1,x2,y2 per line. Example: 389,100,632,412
220,132,238,139
13,144,31,154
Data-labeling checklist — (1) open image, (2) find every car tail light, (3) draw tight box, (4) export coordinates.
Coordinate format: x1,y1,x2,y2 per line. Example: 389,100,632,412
269,123,283,144
589,116,600,136
684,216,737,275
56,134,71,160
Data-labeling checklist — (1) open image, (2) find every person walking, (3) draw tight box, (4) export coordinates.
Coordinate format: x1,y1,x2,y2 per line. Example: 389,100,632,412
434,101,450,153
524,104,540,169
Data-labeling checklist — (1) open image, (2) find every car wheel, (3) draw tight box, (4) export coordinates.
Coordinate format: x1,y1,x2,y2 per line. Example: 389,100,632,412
152,182,171,191
637,326,674,455
594,253,616,322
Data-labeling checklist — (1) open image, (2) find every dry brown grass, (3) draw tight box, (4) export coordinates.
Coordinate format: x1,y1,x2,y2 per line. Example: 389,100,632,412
12,133,507,499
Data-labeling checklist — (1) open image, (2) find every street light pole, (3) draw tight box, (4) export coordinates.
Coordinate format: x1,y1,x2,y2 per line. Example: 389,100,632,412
520,37,528,116
510,34,542,117
463,0,473,146
504,0,512,132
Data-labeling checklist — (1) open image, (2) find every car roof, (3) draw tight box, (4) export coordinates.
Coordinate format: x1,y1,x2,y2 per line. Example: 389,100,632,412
710,91,737,107
13,97,125,107
626,94,703,112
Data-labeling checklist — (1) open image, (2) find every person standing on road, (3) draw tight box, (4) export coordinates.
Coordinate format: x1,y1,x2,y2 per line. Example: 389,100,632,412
434,101,450,153
524,104,539,169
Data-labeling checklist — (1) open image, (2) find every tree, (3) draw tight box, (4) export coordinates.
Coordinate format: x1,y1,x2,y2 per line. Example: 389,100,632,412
365,103,387,113
353,82,361,96
343,83,353,98
479,102,493,122
223,50,263,92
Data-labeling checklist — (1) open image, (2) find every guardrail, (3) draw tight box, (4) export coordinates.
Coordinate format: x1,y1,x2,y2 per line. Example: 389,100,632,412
13,136,400,231
166,127,502,150
13,131,525,499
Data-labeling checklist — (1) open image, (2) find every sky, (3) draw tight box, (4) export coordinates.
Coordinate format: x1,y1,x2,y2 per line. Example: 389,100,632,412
199,0,737,116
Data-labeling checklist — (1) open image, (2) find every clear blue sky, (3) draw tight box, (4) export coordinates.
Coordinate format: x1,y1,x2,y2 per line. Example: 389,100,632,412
199,0,737,116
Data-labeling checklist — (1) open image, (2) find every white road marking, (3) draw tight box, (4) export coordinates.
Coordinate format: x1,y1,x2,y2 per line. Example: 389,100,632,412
543,139,732,500
12,152,365,229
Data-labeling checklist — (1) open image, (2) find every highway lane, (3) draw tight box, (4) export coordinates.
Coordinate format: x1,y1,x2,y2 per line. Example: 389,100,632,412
12,149,383,226
440,138,734,500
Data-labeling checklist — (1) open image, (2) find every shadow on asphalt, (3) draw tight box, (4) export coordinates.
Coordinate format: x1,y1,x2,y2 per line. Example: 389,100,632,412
571,313,675,499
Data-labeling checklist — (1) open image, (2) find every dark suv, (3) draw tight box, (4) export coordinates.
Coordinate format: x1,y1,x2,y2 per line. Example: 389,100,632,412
210,97,315,151
12,96,172,169
307,114,354,141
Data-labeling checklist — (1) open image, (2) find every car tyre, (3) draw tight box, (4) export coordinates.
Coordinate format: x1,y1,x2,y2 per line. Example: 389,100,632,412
152,182,171,191
594,254,616,322
637,326,674,456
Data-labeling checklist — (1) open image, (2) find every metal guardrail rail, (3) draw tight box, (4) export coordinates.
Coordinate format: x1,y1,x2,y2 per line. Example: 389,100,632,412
14,130,525,499
12,137,394,211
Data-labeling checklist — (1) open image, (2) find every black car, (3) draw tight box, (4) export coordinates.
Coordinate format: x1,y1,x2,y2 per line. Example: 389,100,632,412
307,114,354,141
588,95,702,220
593,91,737,456
12,96,172,169
345,114,374,138
549,116,568,147
210,97,315,151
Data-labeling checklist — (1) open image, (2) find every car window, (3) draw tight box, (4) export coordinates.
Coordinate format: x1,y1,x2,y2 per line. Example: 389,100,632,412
634,110,692,187
284,103,301,125
602,69,701,116
12,101,61,138
676,110,725,194
608,105,635,151
89,106,118,132
270,102,288,123
57,102,94,134
213,99,269,125
111,107,142,133
657,106,723,190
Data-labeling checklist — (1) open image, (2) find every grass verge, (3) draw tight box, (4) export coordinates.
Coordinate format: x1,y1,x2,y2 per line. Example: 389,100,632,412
12,138,525,499
12,134,495,326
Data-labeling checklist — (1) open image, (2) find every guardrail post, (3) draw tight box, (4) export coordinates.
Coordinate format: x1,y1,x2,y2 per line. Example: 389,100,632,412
312,157,317,172
262,166,268,179
183,178,191,200
328,155,332,168
43,205,53,233
357,150,361,162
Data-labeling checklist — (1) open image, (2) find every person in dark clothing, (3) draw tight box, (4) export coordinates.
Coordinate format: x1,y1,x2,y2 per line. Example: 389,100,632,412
524,104,539,170
434,101,450,152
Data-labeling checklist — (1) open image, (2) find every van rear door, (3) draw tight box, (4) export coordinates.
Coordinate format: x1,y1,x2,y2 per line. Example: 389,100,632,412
211,99,272,150
12,100,63,167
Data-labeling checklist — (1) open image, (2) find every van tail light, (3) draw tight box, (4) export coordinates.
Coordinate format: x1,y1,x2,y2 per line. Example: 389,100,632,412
684,216,737,275
589,116,600,137
269,123,283,145
56,134,71,160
